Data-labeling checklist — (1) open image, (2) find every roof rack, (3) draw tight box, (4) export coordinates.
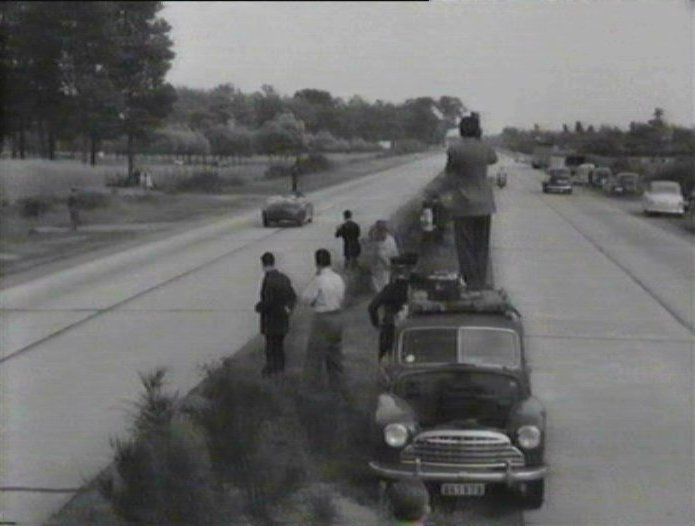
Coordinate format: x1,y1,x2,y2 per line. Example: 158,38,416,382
407,286,520,317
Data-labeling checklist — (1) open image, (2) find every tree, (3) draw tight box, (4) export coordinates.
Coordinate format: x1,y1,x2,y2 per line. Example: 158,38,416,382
109,1,176,177
574,121,584,134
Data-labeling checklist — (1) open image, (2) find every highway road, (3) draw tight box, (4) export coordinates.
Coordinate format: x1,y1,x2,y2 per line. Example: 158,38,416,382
2,152,693,526
492,159,694,525
0,153,442,526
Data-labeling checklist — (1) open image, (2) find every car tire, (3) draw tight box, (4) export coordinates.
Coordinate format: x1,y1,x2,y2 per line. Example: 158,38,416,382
519,480,544,509
262,213,270,227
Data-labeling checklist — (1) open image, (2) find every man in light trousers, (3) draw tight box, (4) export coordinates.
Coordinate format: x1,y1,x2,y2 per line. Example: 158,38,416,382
302,249,348,399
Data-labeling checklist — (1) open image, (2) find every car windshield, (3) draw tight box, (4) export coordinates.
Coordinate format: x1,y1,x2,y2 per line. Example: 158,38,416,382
550,176,570,184
394,370,522,427
400,327,520,369
649,181,680,194
548,169,570,177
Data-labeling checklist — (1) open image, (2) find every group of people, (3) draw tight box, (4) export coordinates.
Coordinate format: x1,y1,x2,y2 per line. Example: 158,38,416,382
254,111,499,381
253,112,498,523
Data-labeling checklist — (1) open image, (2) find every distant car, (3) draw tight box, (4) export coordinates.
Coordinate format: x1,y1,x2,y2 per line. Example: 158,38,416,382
369,284,547,509
542,168,573,194
261,192,314,227
642,181,685,217
589,167,612,188
603,172,640,196
572,163,594,186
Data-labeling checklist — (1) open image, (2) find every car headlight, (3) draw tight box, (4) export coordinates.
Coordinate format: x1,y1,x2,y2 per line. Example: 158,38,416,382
517,425,542,449
384,423,409,448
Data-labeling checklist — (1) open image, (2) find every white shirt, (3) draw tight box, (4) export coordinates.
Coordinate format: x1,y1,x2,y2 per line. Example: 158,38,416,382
374,234,399,269
301,267,345,312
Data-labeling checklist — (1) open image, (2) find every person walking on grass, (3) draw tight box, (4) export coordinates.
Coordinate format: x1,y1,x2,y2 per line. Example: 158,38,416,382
335,209,361,270
440,112,498,289
368,220,399,292
67,188,81,231
301,249,347,399
255,252,297,377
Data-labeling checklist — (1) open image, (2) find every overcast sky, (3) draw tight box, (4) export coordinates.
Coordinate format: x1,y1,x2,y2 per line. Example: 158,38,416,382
162,0,694,134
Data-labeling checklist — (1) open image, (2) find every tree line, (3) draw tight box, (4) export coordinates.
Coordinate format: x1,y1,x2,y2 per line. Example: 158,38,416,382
1,1,176,175
1,1,467,172
145,86,466,162
499,109,695,158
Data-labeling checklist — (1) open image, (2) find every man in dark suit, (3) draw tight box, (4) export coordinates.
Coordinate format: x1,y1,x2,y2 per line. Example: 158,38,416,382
439,112,498,289
368,258,410,360
255,252,297,377
335,209,361,270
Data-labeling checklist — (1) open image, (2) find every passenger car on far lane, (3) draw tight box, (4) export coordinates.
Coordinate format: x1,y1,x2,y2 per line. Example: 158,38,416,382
370,282,547,509
642,180,686,217
603,172,640,196
261,192,314,227
542,168,573,194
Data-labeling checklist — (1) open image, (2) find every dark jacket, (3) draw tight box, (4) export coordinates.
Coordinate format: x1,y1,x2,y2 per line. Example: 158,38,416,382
443,137,498,216
368,278,409,327
255,269,297,335
335,220,361,258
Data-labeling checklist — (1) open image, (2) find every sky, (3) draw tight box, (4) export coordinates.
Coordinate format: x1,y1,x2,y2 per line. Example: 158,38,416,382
162,0,694,134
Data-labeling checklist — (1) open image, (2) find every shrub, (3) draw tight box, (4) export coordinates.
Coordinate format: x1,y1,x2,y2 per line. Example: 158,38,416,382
18,197,52,218
76,191,111,210
299,153,331,173
98,369,216,525
175,170,224,193
392,139,428,155
265,164,292,179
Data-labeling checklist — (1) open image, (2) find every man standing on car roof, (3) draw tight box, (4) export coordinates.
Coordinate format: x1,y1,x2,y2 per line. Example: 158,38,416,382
255,252,297,377
439,112,497,289
335,209,361,270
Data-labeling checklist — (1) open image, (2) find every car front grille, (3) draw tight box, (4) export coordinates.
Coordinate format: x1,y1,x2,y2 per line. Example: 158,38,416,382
401,430,524,468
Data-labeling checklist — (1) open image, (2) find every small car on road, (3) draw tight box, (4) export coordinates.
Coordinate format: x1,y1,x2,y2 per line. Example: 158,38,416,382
603,172,640,196
542,168,573,194
261,192,314,227
370,284,547,509
642,180,686,217
589,167,612,188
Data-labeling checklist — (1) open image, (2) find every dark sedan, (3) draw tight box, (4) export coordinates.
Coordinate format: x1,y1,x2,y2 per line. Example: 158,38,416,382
261,192,314,227
542,169,573,195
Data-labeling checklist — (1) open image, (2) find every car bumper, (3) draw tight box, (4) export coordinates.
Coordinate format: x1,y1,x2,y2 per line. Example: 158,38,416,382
644,204,684,215
544,186,572,193
369,461,547,484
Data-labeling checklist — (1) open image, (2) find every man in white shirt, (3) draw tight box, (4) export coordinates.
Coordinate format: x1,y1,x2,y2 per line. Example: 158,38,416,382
301,248,347,398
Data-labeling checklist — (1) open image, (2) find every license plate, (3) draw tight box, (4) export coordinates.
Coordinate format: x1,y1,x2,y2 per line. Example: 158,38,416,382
440,483,485,497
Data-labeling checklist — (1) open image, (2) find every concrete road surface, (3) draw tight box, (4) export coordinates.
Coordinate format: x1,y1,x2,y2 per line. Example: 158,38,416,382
492,159,694,526
0,154,443,526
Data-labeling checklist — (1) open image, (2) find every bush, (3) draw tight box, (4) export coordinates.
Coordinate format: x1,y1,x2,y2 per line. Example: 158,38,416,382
265,164,292,179
175,170,224,193
18,197,52,218
99,369,216,525
76,191,111,210
647,158,695,194
299,153,331,173
392,139,427,155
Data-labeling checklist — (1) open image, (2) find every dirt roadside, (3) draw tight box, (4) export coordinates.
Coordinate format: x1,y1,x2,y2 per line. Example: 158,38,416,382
0,152,431,284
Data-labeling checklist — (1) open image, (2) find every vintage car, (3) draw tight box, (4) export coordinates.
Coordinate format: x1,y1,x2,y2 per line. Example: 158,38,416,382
370,284,547,509
542,168,573,194
603,172,640,196
589,167,612,188
642,180,686,217
261,192,314,227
